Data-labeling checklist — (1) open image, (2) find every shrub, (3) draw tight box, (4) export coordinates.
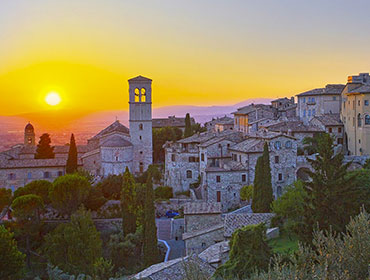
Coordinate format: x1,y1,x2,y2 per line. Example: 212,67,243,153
175,190,190,197
14,180,52,204
154,186,173,200
240,185,253,202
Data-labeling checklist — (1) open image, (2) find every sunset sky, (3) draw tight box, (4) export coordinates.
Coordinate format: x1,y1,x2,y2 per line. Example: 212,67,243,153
1,0,370,116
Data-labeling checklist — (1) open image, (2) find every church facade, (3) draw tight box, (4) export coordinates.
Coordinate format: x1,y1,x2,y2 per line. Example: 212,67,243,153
0,76,153,191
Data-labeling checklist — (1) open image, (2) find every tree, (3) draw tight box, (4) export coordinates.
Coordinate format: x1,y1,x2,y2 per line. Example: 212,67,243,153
214,223,272,279
300,133,358,242
153,126,182,163
121,167,138,236
346,168,370,211
252,142,273,213
143,169,159,267
49,174,91,217
35,133,55,159
43,207,102,275
96,174,123,200
13,180,52,204
154,186,173,200
271,181,307,235
0,187,12,219
66,133,78,174
0,225,25,279
240,185,253,203
184,113,193,138
84,186,107,212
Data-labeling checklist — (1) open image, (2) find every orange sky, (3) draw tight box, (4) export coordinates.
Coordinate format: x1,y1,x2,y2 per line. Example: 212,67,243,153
1,0,370,116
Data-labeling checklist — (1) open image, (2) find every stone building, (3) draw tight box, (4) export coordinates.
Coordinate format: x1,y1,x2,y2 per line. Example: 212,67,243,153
310,114,344,145
214,117,234,132
296,84,345,124
341,73,370,155
152,115,195,132
0,75,154,191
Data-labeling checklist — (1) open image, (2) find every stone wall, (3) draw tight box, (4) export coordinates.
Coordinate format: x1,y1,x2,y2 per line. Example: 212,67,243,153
184,227,224,255
185,213,222,233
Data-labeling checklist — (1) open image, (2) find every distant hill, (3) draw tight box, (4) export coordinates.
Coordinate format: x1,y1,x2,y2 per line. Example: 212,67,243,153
0,98,273,149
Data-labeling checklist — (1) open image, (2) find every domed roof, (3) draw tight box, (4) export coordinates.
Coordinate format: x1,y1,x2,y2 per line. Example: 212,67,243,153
25,122,34,131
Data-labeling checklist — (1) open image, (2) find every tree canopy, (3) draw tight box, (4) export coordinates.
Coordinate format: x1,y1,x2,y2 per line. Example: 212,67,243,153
184,113,192,138
13,180,52,204
121,167,138,236
35,133,55,159
153,126,182,163
66,133,78,174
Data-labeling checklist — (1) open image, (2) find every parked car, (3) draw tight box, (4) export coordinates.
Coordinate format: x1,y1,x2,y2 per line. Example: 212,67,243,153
165,210,179,219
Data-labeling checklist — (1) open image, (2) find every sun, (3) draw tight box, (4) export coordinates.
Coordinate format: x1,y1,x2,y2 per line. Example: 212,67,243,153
45,92,61,106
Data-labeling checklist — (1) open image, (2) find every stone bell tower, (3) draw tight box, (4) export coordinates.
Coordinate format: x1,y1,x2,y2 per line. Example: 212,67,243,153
128,75,153,174
24,122,35,146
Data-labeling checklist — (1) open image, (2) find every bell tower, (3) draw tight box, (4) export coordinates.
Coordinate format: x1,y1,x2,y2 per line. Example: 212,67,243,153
128,75,153,174
24,122,35,146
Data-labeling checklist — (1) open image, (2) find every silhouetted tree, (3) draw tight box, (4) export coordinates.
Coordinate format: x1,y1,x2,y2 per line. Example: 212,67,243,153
66,133,78,174
35,133,55,159
184,113,192,138
252,142,273,213
121,167,137,236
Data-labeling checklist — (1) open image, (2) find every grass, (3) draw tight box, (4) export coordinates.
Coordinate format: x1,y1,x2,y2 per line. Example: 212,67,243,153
268,231,299,255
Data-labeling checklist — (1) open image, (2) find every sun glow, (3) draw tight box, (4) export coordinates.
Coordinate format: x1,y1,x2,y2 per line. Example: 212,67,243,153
45,92,62,106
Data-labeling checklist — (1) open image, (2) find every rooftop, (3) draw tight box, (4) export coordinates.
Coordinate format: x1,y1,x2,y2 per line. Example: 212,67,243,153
152,116,195,128
128,75,152,82
184,202,222,215
101,135,132,147
296,84,345,97
90,120,130,141
311,114,343,126
267,121,323,133
232,104,275,115
224,213,275,237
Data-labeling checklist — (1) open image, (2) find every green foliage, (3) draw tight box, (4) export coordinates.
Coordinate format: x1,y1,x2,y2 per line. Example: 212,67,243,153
184,113,193,138
175,190,191,197
363,158,370,169
153,126,183,163
96,174,123,200
271,181,307,235
66,133,78,174
154,186,173,200
76,168,96,185
0,187,12,212
267,231,299,255
143,170,159,267
301,133,359,242
191,123,207,134
214,223,272,279
240,185,253,201
250,210,370,280
43,207,102,275
46,265,92,280
85,186,107,212
252,142,273,213
14,180,52,204
35,133,55,159
121,167,137,236
302,133,322,155
189,175,201,189
346,168,370,211
50,174,91,217
12,194,44,222
92,257,114,280
0,225,25,279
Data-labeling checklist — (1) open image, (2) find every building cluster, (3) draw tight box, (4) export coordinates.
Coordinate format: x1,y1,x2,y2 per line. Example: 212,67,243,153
164,72,370,212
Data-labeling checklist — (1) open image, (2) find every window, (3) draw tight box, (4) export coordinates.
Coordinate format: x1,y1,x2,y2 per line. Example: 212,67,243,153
216,175,221,183
303,110,306,117
365,100,369,106
274,141,281,149
200,153,205,161
44,172,50,179
140,151,143,154
338,127,342,133
8,173,16,180
171,154,176,162
365,115,370,125
239,155,241,162
116,156,119,161
358,100,361,106
338,138,343,145
186,170,192,179
358,113,362,127
353,117,355,127
353,101,355,110
343,116,346,123
274,156,279,163
303,97,306,103
278,173,283,181
312,109,316,116
242,174,246,182
58,171,63,177
308,109,311,117
139,162,144,173
139,123,143,130
333,96,336,101
27,172,32,179
216,191,221,202
285,141,292,148
227,143,230,148
201,242,206,248
312,97,315,103
328,127,332,133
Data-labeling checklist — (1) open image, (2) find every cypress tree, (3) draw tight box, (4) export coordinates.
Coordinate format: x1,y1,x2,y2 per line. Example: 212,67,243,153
121,167,137,236
184,113,192,138
143,169,158,267
66,134,78,174
252,142,273,213
35,133,55,159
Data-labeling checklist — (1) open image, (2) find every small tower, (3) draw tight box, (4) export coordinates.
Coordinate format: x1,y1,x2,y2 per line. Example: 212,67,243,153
128,75,153,174
24,122,35,146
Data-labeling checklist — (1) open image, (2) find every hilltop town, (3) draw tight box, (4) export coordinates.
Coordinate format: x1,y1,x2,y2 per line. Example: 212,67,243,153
1,73,369,279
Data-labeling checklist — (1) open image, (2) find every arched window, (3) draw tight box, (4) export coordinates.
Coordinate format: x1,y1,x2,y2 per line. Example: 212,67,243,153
365,115,370,125
134,88,140,102
186,170,192,179
139,123,143,130
358,113,362,127
285,141,292,149
141,88,146,102
274,141,281,150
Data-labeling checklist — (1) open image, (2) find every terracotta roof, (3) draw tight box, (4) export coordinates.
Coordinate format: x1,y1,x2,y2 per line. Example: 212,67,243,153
184,202,222,215
90,120,130,140
101,135,132,147
182,223,223,240
224,213,275,237
152,116,195,128
267,121,323,133
311,114,343,126
128,75,152,82
347,84,370,94
297,84,345,96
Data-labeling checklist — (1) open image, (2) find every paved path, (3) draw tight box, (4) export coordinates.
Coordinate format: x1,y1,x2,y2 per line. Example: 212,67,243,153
167,239,185,260
156,218,172,240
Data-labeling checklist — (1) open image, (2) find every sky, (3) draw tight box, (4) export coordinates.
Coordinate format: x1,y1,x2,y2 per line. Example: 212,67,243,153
1,0,370,115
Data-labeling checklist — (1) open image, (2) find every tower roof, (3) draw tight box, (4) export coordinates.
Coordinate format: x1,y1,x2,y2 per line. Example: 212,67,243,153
25,122,34,131
128,75,152,82
90,120,130,140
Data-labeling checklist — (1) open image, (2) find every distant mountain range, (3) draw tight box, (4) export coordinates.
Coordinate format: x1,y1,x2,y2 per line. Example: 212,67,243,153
0,98,272,148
